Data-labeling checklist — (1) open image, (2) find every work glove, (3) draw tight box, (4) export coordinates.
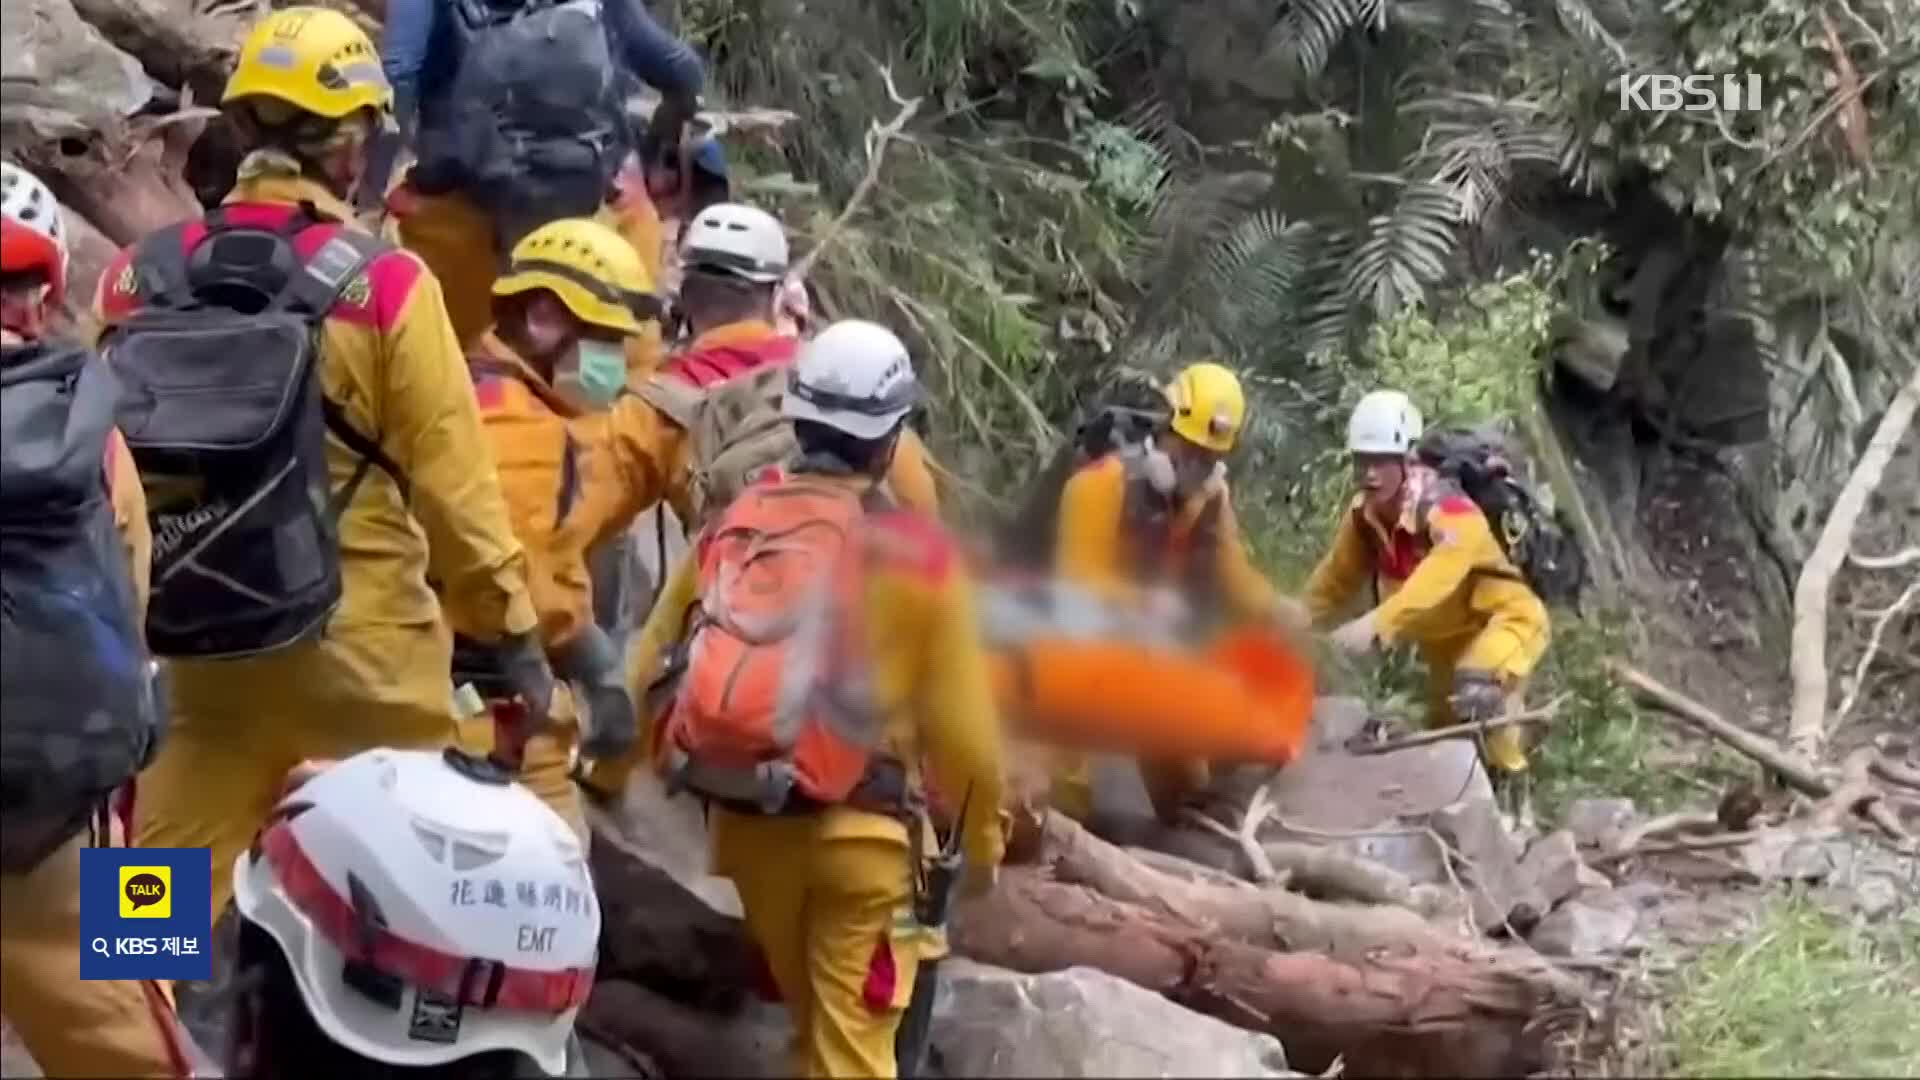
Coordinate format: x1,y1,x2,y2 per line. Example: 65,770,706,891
554,627,638,760
1449,670,1508,723
1329,612,1378,654
498,631,557,730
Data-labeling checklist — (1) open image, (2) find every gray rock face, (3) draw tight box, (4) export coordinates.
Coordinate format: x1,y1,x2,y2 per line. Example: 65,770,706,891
1528,891,1644,959
1563,797,1638,850
1518,829,1608,908
928,960,1299,1078
1262,696,1488,887
0,0,151,138
586,772,754,1007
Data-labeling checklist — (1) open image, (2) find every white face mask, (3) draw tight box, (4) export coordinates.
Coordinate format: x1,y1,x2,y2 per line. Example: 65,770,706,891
552,339,628,412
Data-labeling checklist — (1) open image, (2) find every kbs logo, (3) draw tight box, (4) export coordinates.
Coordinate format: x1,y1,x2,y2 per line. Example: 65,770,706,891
1619,74,1764,113
119,865,172,919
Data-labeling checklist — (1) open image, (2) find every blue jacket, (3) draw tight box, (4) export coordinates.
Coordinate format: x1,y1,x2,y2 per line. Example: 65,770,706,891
381,0,705,132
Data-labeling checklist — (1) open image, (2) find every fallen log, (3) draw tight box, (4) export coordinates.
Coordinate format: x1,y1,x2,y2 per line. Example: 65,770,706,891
1040,811,1483,960
952,864,1575,1076
41,113,207,247
1610,661,1829,796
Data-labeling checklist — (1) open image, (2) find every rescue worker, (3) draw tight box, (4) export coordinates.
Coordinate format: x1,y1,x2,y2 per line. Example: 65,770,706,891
567,205,940,802
1049,360,1304,823
227,748,599,1078
456,217,657,839
1301,389,1551,781
1,162,201,1080
630,320,1005,1078
95,7,554,922
376,0,707,345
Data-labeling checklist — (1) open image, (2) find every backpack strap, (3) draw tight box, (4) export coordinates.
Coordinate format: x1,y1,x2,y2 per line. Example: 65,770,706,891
281,222,414,507
127,223,198,310
635,371,705,430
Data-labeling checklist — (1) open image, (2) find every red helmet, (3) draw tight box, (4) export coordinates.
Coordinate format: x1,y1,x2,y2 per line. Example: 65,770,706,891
1,163,70,306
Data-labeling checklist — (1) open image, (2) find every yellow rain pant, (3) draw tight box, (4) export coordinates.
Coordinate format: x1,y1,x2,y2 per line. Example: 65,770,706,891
711,809,927,1079
1420,614,1547,775
1,819,196,1078
395,189,500,349
133,627,461,921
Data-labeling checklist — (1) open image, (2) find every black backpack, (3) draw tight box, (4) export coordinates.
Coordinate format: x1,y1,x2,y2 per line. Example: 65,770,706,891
1,341,159,871
1414,427,1587,610
101,210,406,659
997,392,1169,571
413,0,627,239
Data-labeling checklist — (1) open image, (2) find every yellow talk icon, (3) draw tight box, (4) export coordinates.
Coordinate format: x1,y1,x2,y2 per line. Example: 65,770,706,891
119,865,171,919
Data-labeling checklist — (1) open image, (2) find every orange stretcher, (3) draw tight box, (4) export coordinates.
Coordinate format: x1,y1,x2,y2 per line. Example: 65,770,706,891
986,627,1315,765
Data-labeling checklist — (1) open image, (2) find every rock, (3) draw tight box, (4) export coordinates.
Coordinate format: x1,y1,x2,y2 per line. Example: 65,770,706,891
577,1031,662,1079
586,771,756,1007
1261,696,1485,887
0,0,152,139
1528,891,1643,959
66,0,246,103
581,979,789,1078
1432,797,1549,934
1738,830,1856,883
1564,797,1638,849
1518,829,1607,908
1841,874,1902,921
928,960,1299,1078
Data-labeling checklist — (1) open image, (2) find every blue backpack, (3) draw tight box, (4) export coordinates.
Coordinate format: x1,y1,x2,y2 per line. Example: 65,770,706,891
0,341,159,871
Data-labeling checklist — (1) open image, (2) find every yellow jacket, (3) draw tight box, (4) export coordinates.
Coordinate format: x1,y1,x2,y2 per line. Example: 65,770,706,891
95,174,537,725
627,474,1006,873
105,430,151,623
468,333,601,650
568,319,942,554
1301,472,1548,679
1054,453,1279,624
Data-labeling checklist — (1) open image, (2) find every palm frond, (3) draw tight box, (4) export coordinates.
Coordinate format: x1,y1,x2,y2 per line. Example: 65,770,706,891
1130,171,1275,332
1339,181,1459,317
1549,0,1629,69
1271,0,1364,78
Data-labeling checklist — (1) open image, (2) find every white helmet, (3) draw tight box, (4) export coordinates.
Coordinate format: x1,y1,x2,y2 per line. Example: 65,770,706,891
681,202,788,283
782,319,921,441
1,162,70,300
1347,389,1423,455
232,748,598,1076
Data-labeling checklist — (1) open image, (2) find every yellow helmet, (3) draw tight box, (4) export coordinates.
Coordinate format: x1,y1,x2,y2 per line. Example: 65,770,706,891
493,218,660,336
223,7,392,120
1164,361,1248,453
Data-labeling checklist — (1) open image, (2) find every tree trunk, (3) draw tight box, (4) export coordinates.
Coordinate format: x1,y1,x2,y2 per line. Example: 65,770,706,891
1788,361,1920,761
952,867,1569,1076
25,118,205,247
950,813,1582,1076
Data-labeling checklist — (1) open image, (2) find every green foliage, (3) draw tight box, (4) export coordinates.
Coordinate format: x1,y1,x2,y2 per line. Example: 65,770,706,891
1663,895,1920,1076
1358,256,1560,427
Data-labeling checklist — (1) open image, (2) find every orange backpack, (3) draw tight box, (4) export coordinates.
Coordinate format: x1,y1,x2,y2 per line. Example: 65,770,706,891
661,478,886,812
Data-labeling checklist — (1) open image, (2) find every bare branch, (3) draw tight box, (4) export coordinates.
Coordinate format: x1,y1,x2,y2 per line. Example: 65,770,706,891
789,64,922,281
1788,363,1920,760
1348,695,1569,755
1835,580,1919,729
1851,546,1920,570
